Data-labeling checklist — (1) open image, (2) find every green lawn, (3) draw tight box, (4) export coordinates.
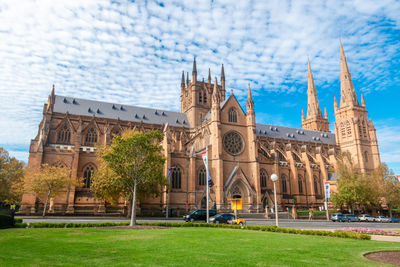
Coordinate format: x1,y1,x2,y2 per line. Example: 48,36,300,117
0,228,399,266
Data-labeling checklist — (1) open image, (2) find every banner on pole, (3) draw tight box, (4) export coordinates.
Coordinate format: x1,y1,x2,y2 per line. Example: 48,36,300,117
202,151,213,187
324,182,330,202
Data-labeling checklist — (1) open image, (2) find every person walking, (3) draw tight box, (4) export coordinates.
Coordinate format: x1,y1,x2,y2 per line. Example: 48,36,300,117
308,208,314,221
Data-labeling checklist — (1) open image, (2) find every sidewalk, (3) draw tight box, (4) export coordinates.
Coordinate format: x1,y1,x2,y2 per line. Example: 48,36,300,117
371,235,400,242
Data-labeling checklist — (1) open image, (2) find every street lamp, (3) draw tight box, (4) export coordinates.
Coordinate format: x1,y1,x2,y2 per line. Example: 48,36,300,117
270,173,279,227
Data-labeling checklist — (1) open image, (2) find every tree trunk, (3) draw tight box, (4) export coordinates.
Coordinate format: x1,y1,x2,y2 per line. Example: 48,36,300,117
127,197,133,218
43,191,51,217
389,204,393,218
130,179,138,226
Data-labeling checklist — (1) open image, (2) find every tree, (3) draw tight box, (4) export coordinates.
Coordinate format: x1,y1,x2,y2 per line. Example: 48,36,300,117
331,152,380,213
0,147,25,205
24,164,73,217
371,164,400,217
92,130,166,226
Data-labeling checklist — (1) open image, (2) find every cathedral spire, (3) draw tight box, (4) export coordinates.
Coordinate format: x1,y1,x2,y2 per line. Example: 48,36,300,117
306,59,323,120
246,84,254,111
340,40,359,107
301,108,305,122
186,72,189,86
360,90,366,107
221,64,225,82
192,57,197,82
208,68,211,83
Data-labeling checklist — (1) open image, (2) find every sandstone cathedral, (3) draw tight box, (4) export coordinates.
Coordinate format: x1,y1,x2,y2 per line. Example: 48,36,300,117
20,42,380,215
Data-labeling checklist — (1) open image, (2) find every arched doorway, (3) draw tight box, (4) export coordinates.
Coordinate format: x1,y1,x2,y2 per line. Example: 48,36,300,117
201,197,206,209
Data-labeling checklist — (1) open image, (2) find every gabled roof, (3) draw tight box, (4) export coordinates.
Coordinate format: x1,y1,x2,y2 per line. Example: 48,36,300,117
53,95,190,128
256,123,336,145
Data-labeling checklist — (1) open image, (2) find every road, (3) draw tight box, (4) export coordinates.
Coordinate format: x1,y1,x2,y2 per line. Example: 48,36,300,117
18,216,400,230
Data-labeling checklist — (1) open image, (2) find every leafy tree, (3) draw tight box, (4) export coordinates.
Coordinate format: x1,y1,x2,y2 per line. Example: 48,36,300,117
24,164,73,217
331,152,380,213
371,164,400,217
0,147,25,205
92,130,166,226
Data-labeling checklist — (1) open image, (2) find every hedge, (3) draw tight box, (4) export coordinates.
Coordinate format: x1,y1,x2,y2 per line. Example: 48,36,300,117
0,214,13,229
22,221,370,240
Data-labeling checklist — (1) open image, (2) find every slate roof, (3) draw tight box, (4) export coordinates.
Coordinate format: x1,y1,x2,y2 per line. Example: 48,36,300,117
256,123,336,145
53,95,190,128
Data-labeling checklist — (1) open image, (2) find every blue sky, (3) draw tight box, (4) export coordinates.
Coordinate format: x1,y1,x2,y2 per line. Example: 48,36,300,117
0,0,399,173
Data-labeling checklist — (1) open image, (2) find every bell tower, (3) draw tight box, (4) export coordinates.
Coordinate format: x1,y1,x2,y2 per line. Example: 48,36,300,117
180,57,226,128
334,41,381,170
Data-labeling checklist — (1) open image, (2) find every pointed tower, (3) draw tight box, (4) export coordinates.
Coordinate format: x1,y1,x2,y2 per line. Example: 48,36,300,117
211,77,220,122
246,84,255,127
192,57,197,82
301,60,330,132
220,64,226,101
334,41,381,171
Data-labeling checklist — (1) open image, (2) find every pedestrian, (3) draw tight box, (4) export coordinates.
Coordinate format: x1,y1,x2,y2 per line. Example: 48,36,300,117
308,208,314,221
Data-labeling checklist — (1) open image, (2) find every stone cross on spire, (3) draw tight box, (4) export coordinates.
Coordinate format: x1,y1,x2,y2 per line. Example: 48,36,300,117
339,40,359,108
306,59,323,120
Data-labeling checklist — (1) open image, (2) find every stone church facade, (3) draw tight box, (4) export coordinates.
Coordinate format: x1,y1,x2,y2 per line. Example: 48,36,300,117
19,42,380,215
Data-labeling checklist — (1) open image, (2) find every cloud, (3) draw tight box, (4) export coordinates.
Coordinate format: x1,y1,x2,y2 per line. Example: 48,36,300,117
0,0,399,168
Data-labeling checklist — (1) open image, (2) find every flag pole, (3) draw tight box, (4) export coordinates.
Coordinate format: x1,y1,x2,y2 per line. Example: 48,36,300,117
166,166,170,220
206,145,209,223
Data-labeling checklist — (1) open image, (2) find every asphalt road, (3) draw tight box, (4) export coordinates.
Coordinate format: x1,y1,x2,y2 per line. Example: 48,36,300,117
18,216,400,230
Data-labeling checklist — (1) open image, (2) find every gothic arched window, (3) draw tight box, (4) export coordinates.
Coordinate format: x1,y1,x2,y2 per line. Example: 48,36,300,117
199,92,202,103
313,175,319,195
340,122,346,139
83,165,95,188
364,151,368,162
358,120,363,138
228,108,237,123
198,168,206,186
281,174,287,193
203,92,207,104
362,120,367,137
85,128,98,146
57,125,71,144
346,121,351,137
298,175,303,194
260,169,267,188
171,166,182,189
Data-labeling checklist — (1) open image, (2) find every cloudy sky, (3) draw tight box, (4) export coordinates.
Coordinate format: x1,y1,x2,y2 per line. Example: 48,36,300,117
0,0,399,173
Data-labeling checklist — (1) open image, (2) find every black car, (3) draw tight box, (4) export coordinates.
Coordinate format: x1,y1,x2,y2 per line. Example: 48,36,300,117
209,213,236,224
184,209,217,222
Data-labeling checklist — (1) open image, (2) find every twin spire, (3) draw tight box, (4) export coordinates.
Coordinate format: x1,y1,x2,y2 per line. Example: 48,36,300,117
306,59,323,120
339,40,359,107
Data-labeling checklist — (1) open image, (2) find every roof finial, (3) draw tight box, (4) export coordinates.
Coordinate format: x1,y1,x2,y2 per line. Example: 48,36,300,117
192,56,197,82
301,108,305,122
360,90,366,107
221,64,225,80
334,94,338,112
208,68,211,83
181,71,185,88
212,76,220,103
186,72,189,86
246,83,254,110
324,106,328,119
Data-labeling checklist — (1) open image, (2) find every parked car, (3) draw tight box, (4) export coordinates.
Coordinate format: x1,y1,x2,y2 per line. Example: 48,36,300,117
331,213,346,222
343,214,360,222
375,216,390,223
209,213,246,225
183,209,217,222
210,213,236,224
388,217,400,223
358,214,375,222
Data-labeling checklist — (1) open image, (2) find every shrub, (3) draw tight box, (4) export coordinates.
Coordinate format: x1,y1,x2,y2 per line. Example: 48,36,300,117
14,218,23,223
0,214,13,229
14,222,28,228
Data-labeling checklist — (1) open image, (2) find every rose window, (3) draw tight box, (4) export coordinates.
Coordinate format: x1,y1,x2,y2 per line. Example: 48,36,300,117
223,131,244,155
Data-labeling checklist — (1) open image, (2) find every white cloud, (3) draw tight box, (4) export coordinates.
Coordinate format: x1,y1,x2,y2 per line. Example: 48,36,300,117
0,0,399,167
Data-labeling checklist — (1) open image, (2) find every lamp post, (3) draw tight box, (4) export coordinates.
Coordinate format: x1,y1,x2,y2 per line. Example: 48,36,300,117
270,174,279,227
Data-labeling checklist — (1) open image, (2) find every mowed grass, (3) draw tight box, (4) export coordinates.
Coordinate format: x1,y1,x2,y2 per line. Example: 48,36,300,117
1,228,400,266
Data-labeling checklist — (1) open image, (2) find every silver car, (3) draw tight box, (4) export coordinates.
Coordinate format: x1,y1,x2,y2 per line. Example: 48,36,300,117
375,216,390,223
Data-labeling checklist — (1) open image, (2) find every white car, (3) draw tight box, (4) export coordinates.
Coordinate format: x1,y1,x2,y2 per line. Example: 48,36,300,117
375,216,390,223
358,214,375,222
